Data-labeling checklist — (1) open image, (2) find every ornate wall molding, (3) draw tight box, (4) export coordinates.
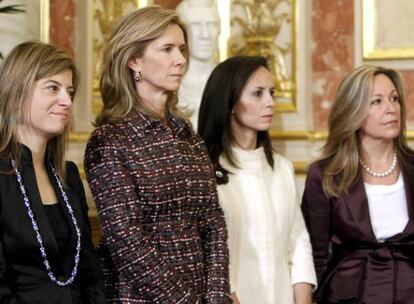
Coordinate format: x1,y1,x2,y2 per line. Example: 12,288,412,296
229,0,297,112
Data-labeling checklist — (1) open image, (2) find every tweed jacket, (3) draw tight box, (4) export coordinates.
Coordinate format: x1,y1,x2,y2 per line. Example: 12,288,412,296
302,156,414,304
0,146,104,304
84,112,231,303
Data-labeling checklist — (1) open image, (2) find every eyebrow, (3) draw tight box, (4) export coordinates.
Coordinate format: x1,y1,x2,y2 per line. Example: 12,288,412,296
371,89,398,97
43,80,61,85
159,42,186,49
43,79,74,89
253,86,275,90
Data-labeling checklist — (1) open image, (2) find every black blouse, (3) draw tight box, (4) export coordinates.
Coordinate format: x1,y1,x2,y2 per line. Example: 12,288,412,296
44,203,71,276
0,146,105,304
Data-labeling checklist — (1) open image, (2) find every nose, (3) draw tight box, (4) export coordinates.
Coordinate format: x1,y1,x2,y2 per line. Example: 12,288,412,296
175,49,187,67
58,90,73,108
265,91,275,108
386,97,397,113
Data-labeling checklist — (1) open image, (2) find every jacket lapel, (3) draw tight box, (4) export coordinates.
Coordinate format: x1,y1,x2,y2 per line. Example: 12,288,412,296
342,176,377,243
398,156,414,237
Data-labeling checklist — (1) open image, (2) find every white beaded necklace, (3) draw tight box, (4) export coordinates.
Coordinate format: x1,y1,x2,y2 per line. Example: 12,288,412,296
359,152,397,178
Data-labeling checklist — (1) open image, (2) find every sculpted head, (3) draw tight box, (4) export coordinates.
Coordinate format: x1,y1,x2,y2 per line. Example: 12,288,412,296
176,0,220,62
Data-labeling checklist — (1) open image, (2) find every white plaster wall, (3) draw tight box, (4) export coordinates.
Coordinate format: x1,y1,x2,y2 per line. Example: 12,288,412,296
0,0,42,56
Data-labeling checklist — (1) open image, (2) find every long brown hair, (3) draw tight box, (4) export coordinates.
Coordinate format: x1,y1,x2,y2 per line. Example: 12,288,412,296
96,6,189,126
0,41,78,179
322,65,413,197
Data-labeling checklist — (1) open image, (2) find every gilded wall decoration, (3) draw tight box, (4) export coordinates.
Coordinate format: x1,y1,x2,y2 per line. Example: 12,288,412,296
230,0,296,111
92,0,141,113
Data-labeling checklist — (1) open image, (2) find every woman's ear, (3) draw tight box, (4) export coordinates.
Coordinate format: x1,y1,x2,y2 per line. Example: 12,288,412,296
127,56,141,71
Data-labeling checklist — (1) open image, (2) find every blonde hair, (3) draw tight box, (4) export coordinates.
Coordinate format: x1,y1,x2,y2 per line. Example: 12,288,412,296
0,41,78,179
96,6,189,126
322,65,413,197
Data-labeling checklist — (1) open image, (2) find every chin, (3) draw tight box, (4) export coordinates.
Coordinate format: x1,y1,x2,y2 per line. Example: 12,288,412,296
47,127,66,137
256,125,272,132
378,132,400,140
166,84,181,91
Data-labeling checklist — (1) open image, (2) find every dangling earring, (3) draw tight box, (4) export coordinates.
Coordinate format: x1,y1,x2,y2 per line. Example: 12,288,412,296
134,70,142,82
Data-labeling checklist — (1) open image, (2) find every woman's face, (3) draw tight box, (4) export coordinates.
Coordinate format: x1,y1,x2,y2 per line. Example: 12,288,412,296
359,74,401,142
130,24,187,94
19,69,74,140
230,66,275,137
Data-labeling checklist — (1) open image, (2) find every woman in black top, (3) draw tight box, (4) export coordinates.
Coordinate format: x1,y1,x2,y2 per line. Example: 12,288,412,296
0,41,105,303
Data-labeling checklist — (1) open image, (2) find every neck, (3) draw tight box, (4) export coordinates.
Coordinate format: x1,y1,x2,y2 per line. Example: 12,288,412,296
231,125,257,150
359,137,395,169
17,127,48,167
136,83,169,118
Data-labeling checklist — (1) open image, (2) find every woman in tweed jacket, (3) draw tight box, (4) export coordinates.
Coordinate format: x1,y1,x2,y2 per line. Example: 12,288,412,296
84,6,231,303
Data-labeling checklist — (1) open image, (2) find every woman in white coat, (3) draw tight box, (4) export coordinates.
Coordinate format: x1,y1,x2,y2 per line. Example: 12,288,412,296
198,56,316,304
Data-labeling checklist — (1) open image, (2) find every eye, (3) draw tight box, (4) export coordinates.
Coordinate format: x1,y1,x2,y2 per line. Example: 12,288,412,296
67,89,75,100
179,47,187,55
269,89,275,97
253,90,263,97
46,85,60,93
391,94,399,103
371,98,381,105
163,46,172,53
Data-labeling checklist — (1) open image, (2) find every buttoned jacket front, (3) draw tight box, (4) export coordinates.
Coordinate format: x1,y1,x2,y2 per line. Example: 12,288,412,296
84,112,231,303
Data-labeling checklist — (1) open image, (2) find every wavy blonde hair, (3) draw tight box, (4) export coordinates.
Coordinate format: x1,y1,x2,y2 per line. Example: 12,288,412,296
322,65,413,197
0,41,78,179
96,6,189,126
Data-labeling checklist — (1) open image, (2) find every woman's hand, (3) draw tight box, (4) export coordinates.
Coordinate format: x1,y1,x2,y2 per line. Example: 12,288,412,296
293,282,313,304
230,292,240,304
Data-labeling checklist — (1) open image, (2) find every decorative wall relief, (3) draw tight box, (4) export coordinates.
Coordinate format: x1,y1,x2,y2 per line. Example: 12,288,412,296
92,0,140,113
230,0,296,111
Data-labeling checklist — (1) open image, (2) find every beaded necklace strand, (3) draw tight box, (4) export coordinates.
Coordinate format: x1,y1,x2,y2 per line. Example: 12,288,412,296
12,160,81,286
359,152,397,178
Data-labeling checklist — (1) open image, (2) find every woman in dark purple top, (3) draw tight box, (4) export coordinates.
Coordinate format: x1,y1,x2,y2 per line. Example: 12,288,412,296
302,65,414,303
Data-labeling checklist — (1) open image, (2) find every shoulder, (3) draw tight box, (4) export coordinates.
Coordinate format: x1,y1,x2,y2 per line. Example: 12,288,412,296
307,158,330,179
87,121,130,148
65,161,80,177
85,120,134,163
65,161,82,188
403,152,414,164
273,152,293,171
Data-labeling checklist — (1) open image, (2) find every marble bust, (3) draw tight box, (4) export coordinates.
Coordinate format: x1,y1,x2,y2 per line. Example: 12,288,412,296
176,0,220,128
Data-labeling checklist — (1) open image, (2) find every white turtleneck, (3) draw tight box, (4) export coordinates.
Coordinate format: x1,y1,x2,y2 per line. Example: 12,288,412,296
217,147,316,304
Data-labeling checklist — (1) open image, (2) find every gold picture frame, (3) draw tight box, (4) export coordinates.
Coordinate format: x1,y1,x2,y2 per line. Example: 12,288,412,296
363,0,414,60
39,0,50,42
